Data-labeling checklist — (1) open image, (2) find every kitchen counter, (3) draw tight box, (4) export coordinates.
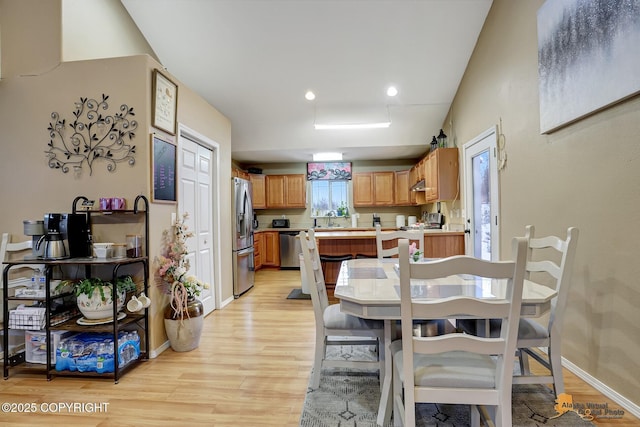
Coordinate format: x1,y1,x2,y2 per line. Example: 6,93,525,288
312,229,464,238
254,227,463,236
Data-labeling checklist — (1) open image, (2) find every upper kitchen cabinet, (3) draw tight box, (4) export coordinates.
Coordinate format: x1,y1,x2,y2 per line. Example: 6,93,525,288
249,173,267,209
394,170,416,206
423,148,459,203
265,174,306,208
232,168,250,180
353,171,395,207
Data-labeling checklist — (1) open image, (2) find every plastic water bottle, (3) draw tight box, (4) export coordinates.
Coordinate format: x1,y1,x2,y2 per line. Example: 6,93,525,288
96,343,107,373
31,268,43,289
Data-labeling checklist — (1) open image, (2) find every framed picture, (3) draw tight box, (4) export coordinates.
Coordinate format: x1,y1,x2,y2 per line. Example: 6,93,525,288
152,69,178,135
151,134,177,204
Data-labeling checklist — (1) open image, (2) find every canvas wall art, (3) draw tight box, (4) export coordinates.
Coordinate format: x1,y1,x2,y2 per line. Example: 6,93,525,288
537,0,640,133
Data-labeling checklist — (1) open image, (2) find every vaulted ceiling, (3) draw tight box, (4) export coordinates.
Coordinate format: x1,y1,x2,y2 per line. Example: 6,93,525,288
122,0,493,163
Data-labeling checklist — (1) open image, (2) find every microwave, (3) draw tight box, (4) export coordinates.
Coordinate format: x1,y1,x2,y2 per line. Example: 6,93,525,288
271,219,290,228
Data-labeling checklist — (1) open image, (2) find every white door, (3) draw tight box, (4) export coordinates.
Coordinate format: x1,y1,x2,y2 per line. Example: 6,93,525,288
463,127,500,261
178,133,215,315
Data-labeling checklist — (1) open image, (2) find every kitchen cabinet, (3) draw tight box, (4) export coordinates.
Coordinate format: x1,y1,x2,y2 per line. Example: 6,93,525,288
394,170,416,206
2,195,149,382
232,168,250,180
353,171,395,207
424,148,459,203
249,173,266,209
261,231,280,267
410,148,459,204
266,174,306,209
253,232,263,270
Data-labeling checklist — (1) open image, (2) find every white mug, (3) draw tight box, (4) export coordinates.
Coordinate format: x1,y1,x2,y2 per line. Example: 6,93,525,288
127,296,143,312
138,292,151,309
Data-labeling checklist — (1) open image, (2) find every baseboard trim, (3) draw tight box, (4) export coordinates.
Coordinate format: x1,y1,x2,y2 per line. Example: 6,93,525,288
150,340,171,359
220,295,235,308
562,356,640,419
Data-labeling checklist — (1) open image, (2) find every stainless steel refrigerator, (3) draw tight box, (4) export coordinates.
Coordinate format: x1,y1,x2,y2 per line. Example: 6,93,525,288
232,177,255,297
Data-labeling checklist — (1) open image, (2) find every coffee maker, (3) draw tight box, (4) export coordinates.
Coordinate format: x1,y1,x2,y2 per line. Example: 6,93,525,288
40,213,92,259
372,213,381,227
62,213,92,258
23,220,45,259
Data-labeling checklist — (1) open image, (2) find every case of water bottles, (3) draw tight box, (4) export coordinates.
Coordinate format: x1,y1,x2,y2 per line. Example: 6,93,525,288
55,331,140,373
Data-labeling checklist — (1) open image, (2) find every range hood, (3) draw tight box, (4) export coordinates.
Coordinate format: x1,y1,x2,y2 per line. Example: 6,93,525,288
410,179,426,191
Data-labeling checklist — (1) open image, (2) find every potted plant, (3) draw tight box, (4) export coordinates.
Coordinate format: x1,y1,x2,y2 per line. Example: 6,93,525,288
67,277,128,320
156,213,208,352
336,201,348,217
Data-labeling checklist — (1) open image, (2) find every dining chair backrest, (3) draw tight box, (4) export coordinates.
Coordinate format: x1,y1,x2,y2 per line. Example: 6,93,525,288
375,223,424,259
524,225,579,337
1,233,43,288
298,229,330,321
396,236,527,426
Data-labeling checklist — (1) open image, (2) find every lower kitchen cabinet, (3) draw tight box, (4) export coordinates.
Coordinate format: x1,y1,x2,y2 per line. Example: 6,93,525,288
254,232,263,270
262,231,280,267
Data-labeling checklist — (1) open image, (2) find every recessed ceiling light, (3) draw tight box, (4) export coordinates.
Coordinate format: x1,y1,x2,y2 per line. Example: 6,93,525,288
387,86,398,97
313,152,343,161
305,91,316,101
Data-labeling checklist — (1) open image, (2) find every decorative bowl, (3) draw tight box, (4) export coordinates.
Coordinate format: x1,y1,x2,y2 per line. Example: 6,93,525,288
76,286,125,320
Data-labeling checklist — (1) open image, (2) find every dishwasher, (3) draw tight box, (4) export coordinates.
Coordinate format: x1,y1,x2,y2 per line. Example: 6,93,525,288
279,231,301,269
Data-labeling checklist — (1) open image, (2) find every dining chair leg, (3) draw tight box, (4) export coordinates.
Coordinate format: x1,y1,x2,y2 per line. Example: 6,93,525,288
377,320,396,427
471,405,481,427
518,349,531,375
311,335,325,389
549,342,565,396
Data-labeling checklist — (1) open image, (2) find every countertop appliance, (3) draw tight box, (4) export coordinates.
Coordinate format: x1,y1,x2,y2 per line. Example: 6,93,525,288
279,231,301,269
232,177,255,298
372,213,381,227
425,212,444,229
271,218,290,228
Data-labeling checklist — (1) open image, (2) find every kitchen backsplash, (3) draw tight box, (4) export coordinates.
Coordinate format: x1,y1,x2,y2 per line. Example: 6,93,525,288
255,200,466,230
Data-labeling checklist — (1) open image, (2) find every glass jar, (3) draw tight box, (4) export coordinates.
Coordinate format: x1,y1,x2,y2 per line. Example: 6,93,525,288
126,235,143,257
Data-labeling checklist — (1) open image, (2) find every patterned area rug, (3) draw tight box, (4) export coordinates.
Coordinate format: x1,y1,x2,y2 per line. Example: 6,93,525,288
299,345,595,427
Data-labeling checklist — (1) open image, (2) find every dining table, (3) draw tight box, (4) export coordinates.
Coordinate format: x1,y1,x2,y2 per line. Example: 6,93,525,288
333,257,558,427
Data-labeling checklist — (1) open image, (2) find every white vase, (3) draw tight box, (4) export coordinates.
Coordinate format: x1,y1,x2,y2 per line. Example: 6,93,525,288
163,297,204,352
164,316,204,352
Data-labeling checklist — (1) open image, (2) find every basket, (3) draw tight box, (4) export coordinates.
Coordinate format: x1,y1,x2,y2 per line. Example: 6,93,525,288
9,307,46,330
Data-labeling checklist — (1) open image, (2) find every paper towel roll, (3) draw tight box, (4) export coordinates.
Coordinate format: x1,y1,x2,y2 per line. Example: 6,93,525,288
407,216,417,226
396,215,405,228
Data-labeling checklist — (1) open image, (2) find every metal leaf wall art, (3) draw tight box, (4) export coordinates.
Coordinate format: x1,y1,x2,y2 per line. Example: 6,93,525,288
46,94,138,175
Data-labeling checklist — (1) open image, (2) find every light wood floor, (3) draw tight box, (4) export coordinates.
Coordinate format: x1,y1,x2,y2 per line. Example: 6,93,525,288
0,269,637,426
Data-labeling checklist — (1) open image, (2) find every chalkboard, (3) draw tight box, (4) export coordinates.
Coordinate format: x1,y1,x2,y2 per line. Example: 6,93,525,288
151,134,177,203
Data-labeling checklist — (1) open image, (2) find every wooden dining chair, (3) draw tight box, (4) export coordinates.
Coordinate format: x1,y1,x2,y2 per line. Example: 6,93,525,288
375,224,424,259
458,226,579,397
1,232,44,289
298,229,385,389
391,237,528,427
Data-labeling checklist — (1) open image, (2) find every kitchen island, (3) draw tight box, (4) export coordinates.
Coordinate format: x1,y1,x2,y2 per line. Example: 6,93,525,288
311,229,465,289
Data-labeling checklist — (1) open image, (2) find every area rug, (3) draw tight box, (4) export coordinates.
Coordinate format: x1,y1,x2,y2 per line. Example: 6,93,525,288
287,288,311,300
299,345,595,427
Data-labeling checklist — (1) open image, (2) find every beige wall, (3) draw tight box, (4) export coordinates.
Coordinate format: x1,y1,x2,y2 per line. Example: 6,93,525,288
448,0,640,407
0,0,233,355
